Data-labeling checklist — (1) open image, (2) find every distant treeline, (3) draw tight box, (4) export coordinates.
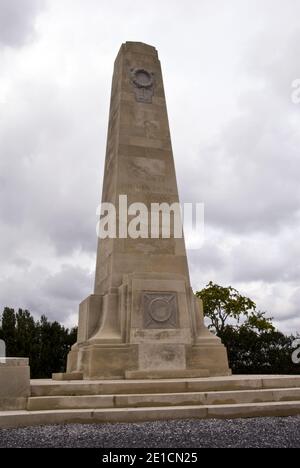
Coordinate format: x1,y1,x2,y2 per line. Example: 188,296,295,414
0,307,77,378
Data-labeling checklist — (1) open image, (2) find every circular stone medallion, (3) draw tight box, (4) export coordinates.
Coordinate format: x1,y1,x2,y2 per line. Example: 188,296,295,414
149,298,172,323
132,68,153,88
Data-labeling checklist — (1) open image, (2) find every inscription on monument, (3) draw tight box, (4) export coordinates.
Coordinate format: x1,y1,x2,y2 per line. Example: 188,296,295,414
143,292,178,329
130,68,155,103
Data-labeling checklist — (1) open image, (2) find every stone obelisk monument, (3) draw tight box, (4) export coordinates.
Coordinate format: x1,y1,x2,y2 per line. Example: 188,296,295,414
66,42,230,379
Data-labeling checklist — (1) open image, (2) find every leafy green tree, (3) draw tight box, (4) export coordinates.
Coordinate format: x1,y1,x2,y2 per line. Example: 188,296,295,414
196,281,273,334
196,282,299,375
243,311,275,333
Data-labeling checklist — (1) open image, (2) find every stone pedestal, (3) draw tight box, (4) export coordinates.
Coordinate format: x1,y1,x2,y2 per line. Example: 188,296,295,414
63,42,230,380
0,358,30,410
67,273,230,379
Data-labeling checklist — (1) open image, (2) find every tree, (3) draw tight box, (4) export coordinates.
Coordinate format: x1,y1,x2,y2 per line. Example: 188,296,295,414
0,308,77,378
38,315,74,378
220,325,300,375
196,282,299,375
16,309,40,371
0,308,17,356
196,281,273,334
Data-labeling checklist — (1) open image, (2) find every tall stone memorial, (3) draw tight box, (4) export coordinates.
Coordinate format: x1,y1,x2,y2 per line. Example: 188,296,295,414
67,42,230,379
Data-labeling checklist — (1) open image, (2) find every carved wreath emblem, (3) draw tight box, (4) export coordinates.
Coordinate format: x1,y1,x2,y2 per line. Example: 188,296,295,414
131,68,154,88
143,292,178,329
130,68,155,103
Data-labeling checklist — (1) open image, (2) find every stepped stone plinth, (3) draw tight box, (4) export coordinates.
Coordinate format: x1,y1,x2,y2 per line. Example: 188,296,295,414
2,375,300,428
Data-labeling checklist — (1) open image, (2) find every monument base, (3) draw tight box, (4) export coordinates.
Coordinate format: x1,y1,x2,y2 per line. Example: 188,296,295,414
66,341,231,380
63,273,231,380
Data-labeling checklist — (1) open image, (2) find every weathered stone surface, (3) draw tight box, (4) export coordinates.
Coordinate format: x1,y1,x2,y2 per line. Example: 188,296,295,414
143,292,178,329
52,373,83,381
26,387,300,411
65,41,230,379
2,401,300,429
0,359,30,410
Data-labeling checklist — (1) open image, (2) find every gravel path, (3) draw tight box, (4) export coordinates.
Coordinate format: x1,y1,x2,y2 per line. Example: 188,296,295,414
0,417,299,448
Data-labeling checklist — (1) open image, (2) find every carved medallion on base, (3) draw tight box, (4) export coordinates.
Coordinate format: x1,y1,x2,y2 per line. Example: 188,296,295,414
143,292,178,329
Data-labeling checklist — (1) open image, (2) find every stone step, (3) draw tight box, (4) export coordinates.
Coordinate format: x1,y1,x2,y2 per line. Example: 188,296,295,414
2,401,300,428
30,375,300,397
27,387,300,411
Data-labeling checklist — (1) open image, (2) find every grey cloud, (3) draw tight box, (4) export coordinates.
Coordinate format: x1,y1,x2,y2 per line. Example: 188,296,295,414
0,79,106,257
43,264,93,302
179,88,300,236
0,264,92,323
0,0,45,47
230,232,300,284
13,256,32,269
175,21,300,236
175,16,300,335
187,238,229,291
274,316,300,335
188,227,300,295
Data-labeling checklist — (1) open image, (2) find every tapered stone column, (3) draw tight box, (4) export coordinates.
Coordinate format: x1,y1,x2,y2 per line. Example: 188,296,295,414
66,42,230,379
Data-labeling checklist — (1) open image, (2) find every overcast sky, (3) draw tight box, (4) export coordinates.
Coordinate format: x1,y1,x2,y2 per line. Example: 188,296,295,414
0,0,299,333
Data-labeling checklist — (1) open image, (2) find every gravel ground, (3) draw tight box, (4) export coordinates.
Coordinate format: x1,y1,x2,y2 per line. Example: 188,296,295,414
0,416,300,448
